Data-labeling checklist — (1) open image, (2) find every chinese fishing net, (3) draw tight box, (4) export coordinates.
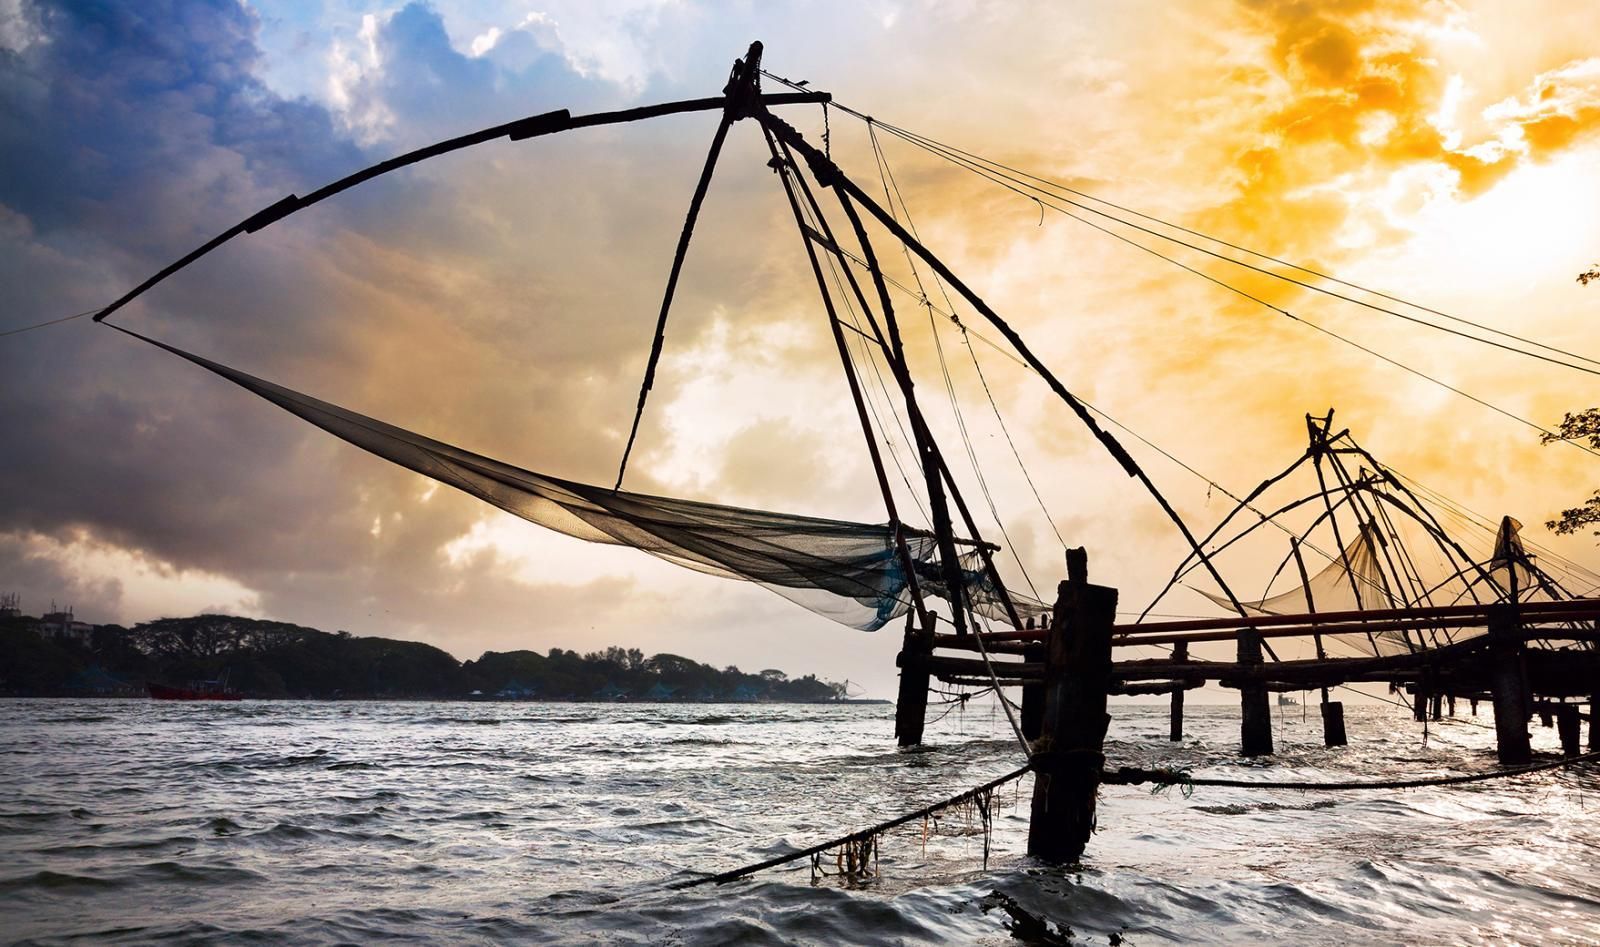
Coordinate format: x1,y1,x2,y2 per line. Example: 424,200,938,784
112,327,1045,632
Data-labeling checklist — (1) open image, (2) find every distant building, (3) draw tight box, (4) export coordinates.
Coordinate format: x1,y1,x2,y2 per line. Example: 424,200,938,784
0,592,19,619
594,681,629,701
36,607,94,646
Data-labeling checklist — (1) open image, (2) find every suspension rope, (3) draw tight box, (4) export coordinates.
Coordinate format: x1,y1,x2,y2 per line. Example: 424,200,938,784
0,308,99,339
794,93,1600,377
764,80,1600,459
865,123,1043,601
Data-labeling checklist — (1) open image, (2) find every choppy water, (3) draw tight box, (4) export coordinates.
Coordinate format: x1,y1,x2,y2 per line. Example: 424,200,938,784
1,697,1597,945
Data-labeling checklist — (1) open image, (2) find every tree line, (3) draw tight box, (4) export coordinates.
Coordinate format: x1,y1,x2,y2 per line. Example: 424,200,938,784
0,613,848,702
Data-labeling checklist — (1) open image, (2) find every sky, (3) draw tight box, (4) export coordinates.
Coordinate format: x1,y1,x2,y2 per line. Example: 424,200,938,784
3,0,1600,697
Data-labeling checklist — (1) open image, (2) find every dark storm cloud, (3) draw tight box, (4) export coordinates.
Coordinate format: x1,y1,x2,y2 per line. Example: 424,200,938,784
0,0,838,652
0,1,631,627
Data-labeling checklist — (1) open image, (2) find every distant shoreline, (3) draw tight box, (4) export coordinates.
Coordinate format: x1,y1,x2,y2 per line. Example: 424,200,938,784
1,694,893,705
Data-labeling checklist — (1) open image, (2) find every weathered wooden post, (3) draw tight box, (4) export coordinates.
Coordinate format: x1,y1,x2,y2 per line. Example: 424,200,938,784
1238,628,1273,756
894,618,934,747
1556,704,1581,758
1020,638,1045,742
1293,537,1343,748
1487,604,1531,766
1430,691,1443,722
1169,641,1187,742
1591,687,1599,752
1447,694,1457,717
1412,679,1428,722
1028,547,1117,864
1320,698,1347,747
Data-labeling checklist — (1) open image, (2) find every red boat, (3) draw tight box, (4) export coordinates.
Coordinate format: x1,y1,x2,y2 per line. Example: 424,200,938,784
147,680,243,701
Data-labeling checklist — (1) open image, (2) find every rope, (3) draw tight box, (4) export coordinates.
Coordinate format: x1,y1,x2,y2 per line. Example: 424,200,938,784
671,764,1031,888
866,122,1044,600
769,83,1600,462
838,105,1600,378
745,66,1600,373
0,308,98,339
1104,749,1600,792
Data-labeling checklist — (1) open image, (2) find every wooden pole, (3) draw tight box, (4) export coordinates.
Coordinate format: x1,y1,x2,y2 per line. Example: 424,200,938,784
1556,704,1582,758
1028,548,1117,863
1238,628,1273,756
1169,641,1187,741
1320,697,1347,748
1291,537,1344,747
755,123,929,632
1591,685,1600,752
1021,639,1045,741
1487,603,1532,766
894,618,934,747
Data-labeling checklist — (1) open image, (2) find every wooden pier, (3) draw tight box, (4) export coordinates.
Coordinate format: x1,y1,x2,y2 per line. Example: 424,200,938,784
893,554,1600,861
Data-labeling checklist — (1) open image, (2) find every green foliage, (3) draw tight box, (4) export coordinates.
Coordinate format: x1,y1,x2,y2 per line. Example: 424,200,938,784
1541,408,1600,535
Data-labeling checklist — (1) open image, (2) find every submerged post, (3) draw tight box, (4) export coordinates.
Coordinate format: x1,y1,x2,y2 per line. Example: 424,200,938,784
1321,699,1347,748
1169,641,1187,742
1487,604,1531,766
1238,628,1273,757
894,618,934,747
1028,548,1117,864
1556,704,1581,758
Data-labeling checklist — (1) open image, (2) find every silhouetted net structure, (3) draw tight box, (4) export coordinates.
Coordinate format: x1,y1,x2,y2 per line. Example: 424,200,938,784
120,329,1045,632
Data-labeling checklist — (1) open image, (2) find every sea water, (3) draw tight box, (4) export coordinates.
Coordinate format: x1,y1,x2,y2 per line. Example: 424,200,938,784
1,698,1597,944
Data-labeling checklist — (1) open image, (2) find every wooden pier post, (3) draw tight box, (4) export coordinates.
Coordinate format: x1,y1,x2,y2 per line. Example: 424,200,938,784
1487,604,1531,766
1412,680,1428,722
1448,694,1457,717
1556,704,1581,758
1021,638,1045,742
1320,699,1347,747
1028,548,1117,864
1238,628,1273,757
894,619,934,747
1169,641,1187,741
1430,691,1443,722
1591,686,1599,752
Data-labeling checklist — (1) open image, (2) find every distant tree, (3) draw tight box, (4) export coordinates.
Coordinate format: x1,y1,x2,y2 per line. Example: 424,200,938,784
758,668,788,683
1545,268,1600,534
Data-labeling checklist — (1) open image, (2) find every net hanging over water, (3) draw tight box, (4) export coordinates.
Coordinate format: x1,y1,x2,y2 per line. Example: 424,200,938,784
118,329,1041,632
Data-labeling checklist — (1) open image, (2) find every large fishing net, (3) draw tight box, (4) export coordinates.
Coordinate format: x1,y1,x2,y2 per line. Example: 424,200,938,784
118,329,1044,631
1199,520,1548,656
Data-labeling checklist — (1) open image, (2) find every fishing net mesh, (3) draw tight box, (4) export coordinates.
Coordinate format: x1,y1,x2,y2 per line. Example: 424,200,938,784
122,329,1043,631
